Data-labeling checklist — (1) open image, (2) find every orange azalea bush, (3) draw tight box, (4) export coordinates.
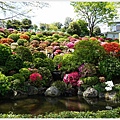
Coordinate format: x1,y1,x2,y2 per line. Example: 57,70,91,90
20,34,30,40
0,38,14,44
101,42,120,57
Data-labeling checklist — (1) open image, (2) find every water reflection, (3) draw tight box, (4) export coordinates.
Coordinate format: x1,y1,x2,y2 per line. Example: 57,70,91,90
0,95,120,115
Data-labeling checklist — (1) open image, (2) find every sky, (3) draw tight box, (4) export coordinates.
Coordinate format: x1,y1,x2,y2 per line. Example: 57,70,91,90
30,1,77,25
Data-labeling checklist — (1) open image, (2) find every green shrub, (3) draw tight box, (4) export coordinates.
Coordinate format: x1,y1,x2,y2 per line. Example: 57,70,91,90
52,34,60,39
23,61,33,68
32,52,47,60
33,58,44,68
0,44,12,66
72,34,79,38
17,39,28,46
14,46,33,62
52,80,67,94
5,54,23,72
38,67,53,87
0,35,3,39
98,56,120,80
30,35,40,42
13,73,26,84
19,68,31,79
0,72,11,95
74,39,107,65
60,53,81,73
8,33,19,42
53,54,63,69
81,76,99,86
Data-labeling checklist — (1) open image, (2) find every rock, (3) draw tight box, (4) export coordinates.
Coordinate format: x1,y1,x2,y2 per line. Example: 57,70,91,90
98,92,105,98
27,86,38,95
83,87,98,98
77,87,83,96
105,91,117,100
44,86,60,97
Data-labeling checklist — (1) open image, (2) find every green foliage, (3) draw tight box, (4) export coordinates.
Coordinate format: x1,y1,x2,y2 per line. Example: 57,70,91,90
60,53,81,73
74,39,107,65
98,56,120,80
71,2,118,36
52,80,67,94
5,54,23,72
30,35,40,42
81,76,99,86
72,34,79,38
23,61,33,68
0,72,11,95
8,33,19,42
17,39,28,46
53,54,63,68
12,73,26,84
0,44,12,66
32,52,47,60
19,68,31,79
33,58,44,68
38,67,52,87
15,46,33,62
93,82,106,93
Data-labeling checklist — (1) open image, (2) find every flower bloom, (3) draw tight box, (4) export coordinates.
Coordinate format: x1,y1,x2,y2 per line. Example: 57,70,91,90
63,71,82,87
101,42,120,57
66,42,74,48
29,72,42,82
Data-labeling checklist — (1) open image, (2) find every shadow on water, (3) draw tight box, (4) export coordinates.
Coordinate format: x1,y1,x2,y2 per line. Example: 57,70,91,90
0,95,120,116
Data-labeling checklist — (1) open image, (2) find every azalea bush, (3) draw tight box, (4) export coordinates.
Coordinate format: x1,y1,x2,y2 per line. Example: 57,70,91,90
101,42,120,57
29,72,42,87
63,71,83,87
78,63,97,78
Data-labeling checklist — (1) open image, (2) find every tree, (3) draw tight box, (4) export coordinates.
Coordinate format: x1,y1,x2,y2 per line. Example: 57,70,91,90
64,17,73,29
67,22,81,36
0,1,49,20
6,19,21,30
32,24,38,32
21,18,32,31
53,22,63,29
71,2,119,36
93,26,101,36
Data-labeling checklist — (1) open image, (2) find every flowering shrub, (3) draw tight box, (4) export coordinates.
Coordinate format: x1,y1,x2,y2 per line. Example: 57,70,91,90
63,71,83,87
101,42,120,57
66,42,74,48
78,63,96,78
20,34,29,40
29,72,42,82
0,38,14,44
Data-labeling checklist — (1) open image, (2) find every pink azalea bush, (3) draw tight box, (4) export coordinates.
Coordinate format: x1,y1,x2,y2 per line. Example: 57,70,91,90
63,71,83,87
66,42,74,48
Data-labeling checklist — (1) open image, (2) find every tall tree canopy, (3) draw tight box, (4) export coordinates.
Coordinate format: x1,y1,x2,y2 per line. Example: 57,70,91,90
71,2,119,36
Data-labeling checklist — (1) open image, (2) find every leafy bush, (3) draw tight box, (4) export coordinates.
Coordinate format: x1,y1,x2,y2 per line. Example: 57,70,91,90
78,63,97,78
0,44,12,66
52,80,67,94
15,46,33,62
19,68,31,79
0,72,11,95
38,67,52,87
60,53,81,73
8,33,19,42
23,61,33,68
30,35,40,42
74,39,107,65
17,39,28,46
32,52,47,60
5,54,23,72
98,56,120,80
81,76,99,86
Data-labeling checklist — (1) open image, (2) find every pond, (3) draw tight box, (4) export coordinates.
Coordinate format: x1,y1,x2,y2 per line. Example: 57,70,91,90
0,95,120,116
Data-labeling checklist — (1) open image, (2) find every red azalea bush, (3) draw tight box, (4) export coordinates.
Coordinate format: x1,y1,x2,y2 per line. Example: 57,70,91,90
29,72,42,82
101,42,120,57
63,71,83,87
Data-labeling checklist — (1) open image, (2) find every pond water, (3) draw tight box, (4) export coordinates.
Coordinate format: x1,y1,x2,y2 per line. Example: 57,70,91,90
0,95,120,116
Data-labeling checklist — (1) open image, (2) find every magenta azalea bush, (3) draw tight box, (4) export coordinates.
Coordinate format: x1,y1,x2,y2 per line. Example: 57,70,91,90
63,71,83,87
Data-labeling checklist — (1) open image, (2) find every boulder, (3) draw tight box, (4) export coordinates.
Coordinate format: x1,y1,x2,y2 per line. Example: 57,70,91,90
44,86,60,97
27,86,38,95
83,87,98,98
